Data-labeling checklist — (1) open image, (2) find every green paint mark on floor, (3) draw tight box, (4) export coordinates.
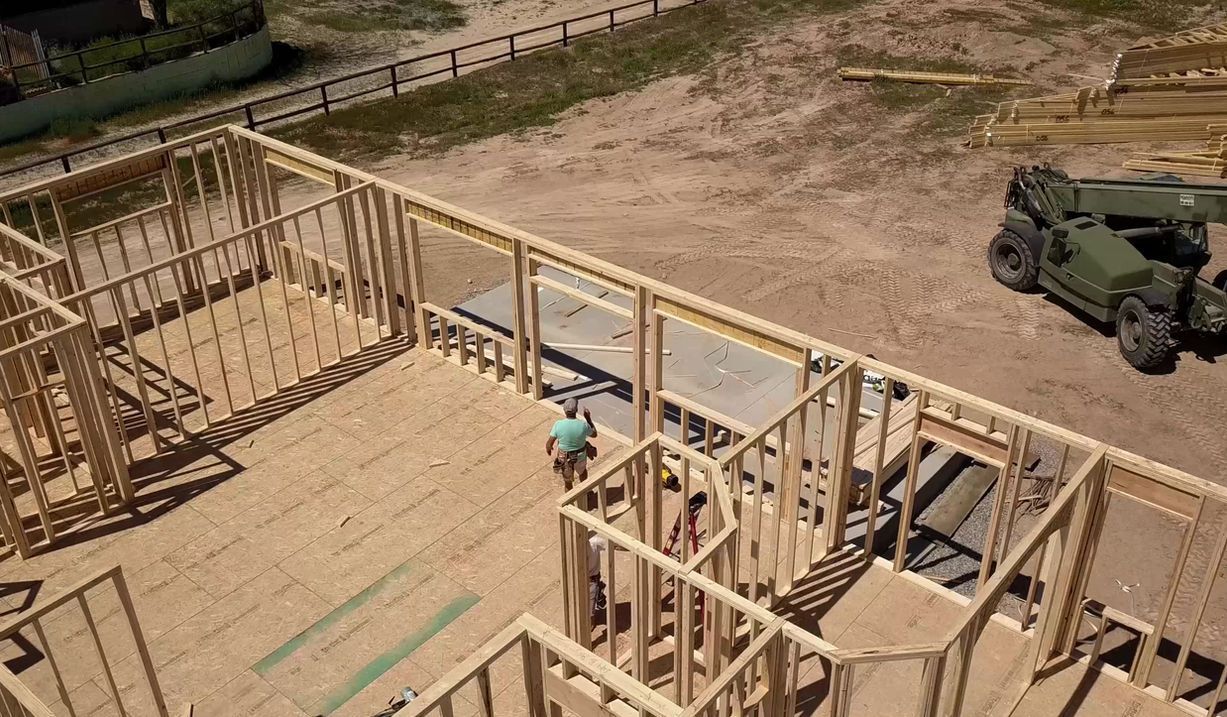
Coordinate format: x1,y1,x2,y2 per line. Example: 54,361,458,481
314,592,481,714
252,558,480,715
253,560,421,676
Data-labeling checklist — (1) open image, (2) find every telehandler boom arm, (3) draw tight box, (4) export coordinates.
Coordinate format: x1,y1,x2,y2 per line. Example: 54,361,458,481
1047,177,1227,225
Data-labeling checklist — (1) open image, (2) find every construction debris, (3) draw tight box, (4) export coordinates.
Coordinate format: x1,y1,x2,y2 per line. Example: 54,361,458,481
969,23,1227,148
838,67,1031,86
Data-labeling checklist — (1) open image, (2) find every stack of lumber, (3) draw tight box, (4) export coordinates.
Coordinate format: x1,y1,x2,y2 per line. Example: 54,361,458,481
1123,127,1227,178
837,67,1031,86
969,24,1227,148
1123,150,1227,177
1112,23,1227,83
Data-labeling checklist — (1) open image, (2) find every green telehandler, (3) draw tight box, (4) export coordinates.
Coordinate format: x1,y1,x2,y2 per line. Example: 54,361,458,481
988,165,1227,370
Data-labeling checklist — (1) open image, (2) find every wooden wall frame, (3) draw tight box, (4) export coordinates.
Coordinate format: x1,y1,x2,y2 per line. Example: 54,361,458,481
1,126,1226,716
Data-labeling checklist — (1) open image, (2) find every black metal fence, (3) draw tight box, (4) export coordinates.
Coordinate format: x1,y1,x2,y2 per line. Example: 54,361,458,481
0,0,700,184
6,1,265,98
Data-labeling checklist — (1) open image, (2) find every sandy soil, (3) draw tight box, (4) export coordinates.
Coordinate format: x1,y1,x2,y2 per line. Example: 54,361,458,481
353,0,1227,486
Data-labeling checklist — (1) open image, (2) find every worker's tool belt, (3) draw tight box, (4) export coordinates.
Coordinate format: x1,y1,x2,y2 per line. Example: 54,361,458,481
553,448,586,473
555,442,598,469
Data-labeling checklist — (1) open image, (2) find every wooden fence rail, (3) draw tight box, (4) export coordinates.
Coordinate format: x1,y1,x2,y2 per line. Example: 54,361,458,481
0,0,703,183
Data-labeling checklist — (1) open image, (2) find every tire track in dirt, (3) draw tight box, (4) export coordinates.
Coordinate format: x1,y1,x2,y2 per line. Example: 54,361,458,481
742,246,842,303
1090,338,1227,472
877,267,912,350
1013,298,1042,341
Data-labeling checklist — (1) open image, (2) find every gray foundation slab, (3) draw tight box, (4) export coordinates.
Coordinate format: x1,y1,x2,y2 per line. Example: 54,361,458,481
453,269,965,558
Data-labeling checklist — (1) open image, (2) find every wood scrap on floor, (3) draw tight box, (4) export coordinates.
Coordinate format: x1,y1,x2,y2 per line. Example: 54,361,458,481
917,463,998,538
838,67,1031,86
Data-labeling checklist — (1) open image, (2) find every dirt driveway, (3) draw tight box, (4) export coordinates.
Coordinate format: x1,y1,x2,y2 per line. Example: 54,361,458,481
343,0,1227,483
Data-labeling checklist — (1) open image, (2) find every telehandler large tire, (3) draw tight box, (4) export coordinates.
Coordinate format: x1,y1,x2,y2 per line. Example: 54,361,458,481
988,229,1039,291
1116,296,1171,370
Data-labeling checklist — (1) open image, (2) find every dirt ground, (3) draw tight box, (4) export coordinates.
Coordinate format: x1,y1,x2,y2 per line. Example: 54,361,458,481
286,2,1227,684
339,0,1227,487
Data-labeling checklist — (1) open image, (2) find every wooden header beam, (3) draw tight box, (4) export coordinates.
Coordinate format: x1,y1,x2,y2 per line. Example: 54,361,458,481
654,294,805,365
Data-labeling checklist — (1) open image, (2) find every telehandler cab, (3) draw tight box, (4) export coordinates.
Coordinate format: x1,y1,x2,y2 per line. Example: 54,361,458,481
989,165,1227,370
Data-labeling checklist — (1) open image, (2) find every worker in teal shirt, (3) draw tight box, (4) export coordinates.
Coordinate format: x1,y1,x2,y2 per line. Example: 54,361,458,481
545,397,598,490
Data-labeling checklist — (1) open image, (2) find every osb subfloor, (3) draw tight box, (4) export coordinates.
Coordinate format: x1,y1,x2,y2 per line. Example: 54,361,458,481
0,279,1191,716
773,551,1188,716
1012,660,1190,717
0,331,622,716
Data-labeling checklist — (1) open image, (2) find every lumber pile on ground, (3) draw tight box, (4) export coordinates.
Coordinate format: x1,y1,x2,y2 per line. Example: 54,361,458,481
969,24,1227,148
1123,150,1227,177
1123,128,1227,178
1112,23,1227,82
838,67,1031,86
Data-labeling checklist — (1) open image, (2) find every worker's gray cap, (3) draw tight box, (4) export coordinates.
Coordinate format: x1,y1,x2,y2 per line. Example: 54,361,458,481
563,397,579,414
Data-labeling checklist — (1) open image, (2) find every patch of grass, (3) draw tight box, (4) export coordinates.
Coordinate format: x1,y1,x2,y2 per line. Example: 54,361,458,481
291,0,466,33
273,0,877,160
167,0,251,24
1036,0,1209,30
47,116,101,141
305,0,465,32
0,150,221,243
105,42,311,129
0,116,102,166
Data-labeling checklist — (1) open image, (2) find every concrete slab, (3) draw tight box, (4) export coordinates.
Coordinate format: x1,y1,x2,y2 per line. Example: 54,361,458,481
457,274,965,567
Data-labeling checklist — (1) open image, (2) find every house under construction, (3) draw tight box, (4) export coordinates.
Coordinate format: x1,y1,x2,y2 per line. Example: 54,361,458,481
0,126,1224,717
